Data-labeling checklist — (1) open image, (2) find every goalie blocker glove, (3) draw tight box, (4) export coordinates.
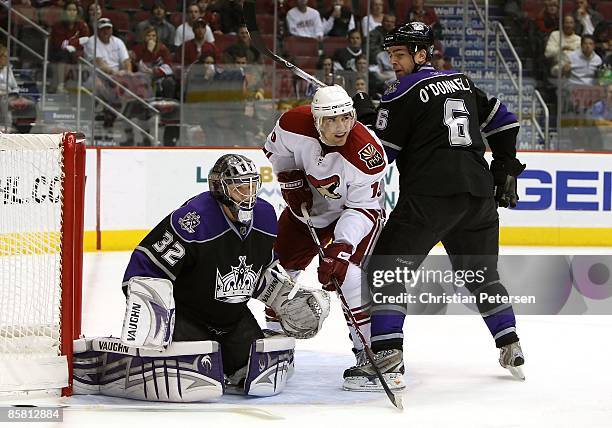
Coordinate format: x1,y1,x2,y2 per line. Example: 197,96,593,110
490,158,526,208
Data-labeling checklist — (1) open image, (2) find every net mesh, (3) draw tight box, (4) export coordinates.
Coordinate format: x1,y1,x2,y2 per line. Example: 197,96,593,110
0,134,64,359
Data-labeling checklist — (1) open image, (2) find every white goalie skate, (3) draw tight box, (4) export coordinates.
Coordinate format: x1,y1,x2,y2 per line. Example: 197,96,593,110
343,349,406,392
499,341,525,381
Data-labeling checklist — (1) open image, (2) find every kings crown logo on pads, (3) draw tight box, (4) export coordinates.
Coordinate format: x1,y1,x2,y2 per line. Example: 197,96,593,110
178,211,201,234
215,256,262,303
358,143,384,169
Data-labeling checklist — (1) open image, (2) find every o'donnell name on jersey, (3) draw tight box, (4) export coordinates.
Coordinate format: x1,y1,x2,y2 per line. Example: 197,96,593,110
418,75,472,103
373,292,535,305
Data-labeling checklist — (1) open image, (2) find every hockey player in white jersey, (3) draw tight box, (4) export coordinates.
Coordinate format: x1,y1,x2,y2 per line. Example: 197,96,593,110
264,85,402,390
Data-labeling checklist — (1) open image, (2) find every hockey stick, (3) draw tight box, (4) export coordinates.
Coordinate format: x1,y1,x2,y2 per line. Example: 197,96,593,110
300,204,404,411
242,0,327,89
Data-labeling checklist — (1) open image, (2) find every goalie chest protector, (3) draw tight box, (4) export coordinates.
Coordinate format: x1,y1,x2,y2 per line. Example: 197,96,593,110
124,191,277,328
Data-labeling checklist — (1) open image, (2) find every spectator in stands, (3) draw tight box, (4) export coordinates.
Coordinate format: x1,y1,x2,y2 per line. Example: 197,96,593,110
368,14,396,64
354,76,367,94
84,3,102,31
535,0,559,35
184,53,248,146
593,20,612,59
174,2,215,48
84,18,132,76
332,29,362,71
130,26,176,99
405,0,442,40
197,0,214,13
355,54,384,97
0,43,19,131
321,0,356,37
361,0,384,36
235,53,265,101
178,17,219,65
591,83,612,121
560,35,603,85
375,47,394,81
316,55,335,86
84,18,132,128
50,0,90,92
546,15,582,77
222,25,261,64
135,1,176,51
286,0,323,40
572,0,603,36
211,0,243,35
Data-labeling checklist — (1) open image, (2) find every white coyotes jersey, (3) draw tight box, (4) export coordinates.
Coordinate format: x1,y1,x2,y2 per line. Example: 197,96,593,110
264,105,388,249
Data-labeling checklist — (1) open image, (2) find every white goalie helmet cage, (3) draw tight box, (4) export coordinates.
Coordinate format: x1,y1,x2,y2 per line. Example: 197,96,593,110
311,85,356,133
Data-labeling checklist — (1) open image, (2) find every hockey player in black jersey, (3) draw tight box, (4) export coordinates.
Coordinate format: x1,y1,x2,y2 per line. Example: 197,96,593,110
72,154,330,402
346,22,527,388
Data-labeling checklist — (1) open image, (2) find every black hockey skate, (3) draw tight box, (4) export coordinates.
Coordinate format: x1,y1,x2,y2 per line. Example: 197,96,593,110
343,349,405,391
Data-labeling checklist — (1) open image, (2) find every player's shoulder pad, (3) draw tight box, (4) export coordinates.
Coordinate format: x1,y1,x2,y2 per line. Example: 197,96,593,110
170,191,230,243
381,66,465,103
252,197,278,237
277,105,319,140
339,122,387,175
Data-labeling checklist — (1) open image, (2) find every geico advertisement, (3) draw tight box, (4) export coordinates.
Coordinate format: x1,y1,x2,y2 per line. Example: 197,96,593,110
493,152,612,227
94,149,611,231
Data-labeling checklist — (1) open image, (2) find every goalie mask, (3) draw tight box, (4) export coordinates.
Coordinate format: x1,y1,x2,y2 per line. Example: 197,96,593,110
209,154,261,224
311,85,356,146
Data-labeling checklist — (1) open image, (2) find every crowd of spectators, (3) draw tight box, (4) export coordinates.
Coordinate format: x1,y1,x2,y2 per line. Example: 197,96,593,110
505,1,611,105
1,0,448,142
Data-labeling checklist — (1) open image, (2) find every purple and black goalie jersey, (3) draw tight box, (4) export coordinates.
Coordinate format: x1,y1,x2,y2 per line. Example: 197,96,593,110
123,191,277,328
375,65,520,198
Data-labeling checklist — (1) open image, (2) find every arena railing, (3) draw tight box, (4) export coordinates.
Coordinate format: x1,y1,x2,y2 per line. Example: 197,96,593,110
0,2,49,111
77,57,160,145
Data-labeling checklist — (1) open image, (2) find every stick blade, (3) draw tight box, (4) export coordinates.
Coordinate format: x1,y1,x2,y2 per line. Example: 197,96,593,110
391,393,404,411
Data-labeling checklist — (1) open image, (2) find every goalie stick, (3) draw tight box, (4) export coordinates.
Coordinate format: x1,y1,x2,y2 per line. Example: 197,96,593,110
242,0,326,89
300,204,404,411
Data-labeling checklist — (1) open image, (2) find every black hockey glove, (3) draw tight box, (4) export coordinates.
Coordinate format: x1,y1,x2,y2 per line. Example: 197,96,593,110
352,92,377,127
490,158,526,208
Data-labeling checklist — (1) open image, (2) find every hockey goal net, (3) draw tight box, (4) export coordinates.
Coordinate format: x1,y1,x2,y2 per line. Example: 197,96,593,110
0,133,85,396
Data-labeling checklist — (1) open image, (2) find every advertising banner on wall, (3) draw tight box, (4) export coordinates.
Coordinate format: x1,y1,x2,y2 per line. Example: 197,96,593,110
83,148,612,251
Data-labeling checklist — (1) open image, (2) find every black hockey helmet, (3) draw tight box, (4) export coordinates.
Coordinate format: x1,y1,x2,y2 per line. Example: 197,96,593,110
208,154,261,223
383,21,435,59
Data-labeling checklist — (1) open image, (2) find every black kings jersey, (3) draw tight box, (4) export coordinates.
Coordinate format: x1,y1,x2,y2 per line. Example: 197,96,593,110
375,65,519,197
123,191,277,328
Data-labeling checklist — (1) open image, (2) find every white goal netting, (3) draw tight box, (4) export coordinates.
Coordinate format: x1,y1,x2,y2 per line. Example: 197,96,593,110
0,134,74,393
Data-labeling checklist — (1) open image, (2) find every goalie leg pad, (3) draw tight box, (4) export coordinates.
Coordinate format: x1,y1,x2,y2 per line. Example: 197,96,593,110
244,336,296,397
121,277,175,351
73,337,224,402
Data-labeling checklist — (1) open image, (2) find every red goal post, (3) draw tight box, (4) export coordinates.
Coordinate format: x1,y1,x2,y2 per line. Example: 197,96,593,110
0,132,86,396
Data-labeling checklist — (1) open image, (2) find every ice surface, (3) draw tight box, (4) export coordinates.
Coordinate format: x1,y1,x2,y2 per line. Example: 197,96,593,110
2,247,611,427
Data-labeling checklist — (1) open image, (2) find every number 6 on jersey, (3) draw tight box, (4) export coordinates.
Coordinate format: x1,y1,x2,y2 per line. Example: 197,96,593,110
444,98,473,147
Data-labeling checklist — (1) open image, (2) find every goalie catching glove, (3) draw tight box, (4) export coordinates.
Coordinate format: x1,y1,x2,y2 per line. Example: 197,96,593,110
255,261,330,339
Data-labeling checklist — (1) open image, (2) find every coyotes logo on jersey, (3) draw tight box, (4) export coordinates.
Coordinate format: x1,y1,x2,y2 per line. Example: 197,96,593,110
307,174,342,199
358,143,385,170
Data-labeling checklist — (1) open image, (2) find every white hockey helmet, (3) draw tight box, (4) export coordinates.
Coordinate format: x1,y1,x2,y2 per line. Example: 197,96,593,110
311,85,355,135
